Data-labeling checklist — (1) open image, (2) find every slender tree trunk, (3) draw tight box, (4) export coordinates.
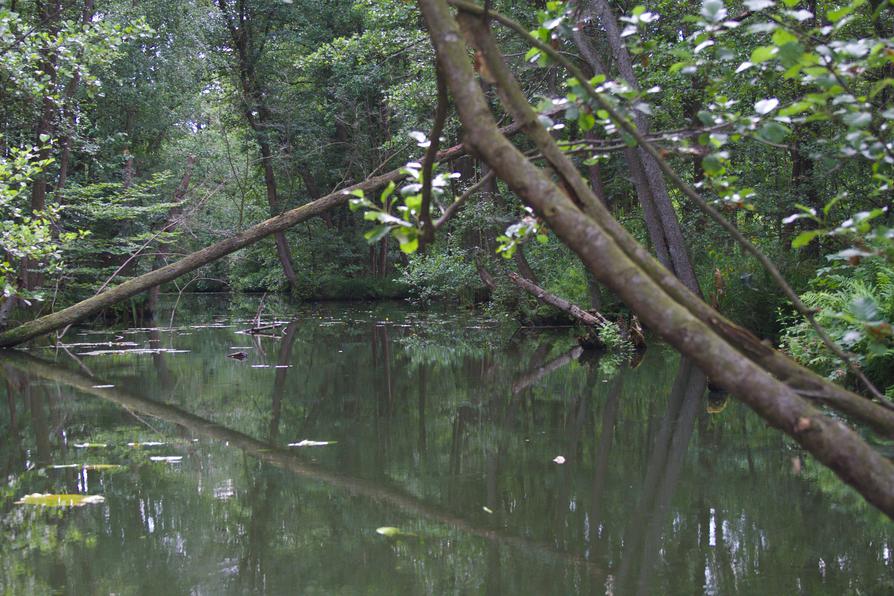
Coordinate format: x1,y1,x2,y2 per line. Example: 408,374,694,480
147,155,197,313
25,0,63,294
218,0,299,290
573,0,701,295
55,0,95,194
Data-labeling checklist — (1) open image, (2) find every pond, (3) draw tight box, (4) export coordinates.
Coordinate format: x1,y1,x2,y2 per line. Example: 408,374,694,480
1,296,892,594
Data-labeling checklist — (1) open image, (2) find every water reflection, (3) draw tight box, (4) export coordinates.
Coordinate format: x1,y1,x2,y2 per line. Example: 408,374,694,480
0,299,891,594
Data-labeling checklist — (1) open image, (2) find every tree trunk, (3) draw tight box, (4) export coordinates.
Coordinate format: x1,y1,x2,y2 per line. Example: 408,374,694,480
147,155,197,313
218,0,299,290
507,271,610,328
572,0,700,295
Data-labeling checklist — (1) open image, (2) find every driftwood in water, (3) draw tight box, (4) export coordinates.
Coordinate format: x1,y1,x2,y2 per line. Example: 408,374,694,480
507,272,610,328
507,272,647,351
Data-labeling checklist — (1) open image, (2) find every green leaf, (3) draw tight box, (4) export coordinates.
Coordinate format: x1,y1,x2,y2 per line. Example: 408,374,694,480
826,5,851,21
791,229,821,248
757,121,791,143
779,101,813,116
364,225,391,244
750,46,777,64
578,112,596,131
379,181,396,205
398,236,419,254
771,28,798,46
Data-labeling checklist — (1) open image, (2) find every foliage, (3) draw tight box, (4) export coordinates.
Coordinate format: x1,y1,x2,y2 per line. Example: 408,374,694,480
781,255,894,393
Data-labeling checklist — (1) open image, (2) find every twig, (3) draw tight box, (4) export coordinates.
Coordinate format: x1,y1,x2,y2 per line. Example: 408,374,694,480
434,171,494,229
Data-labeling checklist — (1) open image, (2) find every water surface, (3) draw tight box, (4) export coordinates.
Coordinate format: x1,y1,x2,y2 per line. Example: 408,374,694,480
1,296,892,594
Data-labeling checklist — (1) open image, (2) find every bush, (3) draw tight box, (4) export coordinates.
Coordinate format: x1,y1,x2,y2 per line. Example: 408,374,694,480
780,256,894,394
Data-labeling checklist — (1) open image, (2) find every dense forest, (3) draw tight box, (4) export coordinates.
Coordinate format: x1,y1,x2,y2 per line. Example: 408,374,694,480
2,0,894,516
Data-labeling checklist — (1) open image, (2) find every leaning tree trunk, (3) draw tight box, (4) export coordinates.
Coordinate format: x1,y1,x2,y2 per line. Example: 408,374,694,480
571,0,700,295
218,0,299,290
425,0,894,517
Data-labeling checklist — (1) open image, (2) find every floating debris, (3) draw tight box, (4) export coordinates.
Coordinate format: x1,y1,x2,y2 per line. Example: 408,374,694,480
15,493,106,507
227,351,248,360
48,464,123,471
376,526,416,538
149,456,183,463
73,443,108,449
288,440,337,447
78,348,190,356
553,456,566,465
128,441,166,448
91,384,115,389
250,364,292,369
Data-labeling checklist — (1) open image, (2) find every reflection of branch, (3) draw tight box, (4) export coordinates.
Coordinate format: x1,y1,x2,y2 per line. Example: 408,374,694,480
511,346,583,394
5,351,602,574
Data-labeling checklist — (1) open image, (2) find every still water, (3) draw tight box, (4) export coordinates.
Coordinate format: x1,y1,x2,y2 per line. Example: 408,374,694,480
1,296,892,595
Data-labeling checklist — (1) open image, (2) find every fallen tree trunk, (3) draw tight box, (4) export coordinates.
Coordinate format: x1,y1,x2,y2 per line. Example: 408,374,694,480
508,271,610,328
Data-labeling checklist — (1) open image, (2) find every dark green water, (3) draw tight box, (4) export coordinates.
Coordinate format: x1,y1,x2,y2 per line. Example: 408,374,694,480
1,296,892,595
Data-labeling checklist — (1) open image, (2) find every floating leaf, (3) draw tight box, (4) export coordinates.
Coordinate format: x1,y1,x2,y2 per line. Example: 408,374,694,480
15,493,106,507
288,440,337,447
376,526,416,538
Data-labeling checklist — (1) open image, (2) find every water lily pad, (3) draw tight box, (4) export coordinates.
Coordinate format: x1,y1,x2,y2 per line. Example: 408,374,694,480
288,440,337,447
15,493,106,507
